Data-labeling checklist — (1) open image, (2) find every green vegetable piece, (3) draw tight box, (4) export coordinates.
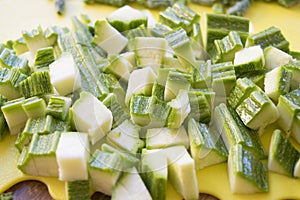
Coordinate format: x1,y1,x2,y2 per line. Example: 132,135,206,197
101,143,140,170
22,25,57,54
89,150,123,195
278,0,299,7
228,77,260,109
0,48,30,75
104,54,133,82
159,3,200,33
0,68,27,100
1,97,27,135
264,46,292,70
106,5,148,33
205,13,249,53
233,46,266,78
22,96,47,118
137,0,175,8
192,61,212,89
236,90,279,132
214,103,267,158
264,65,292,102
19,71,53,98
211,62,236,97
140,149,168,200
192,0,216,6
34,46,55,71
188,118,228,169
226,0,251,16
228,144,269,193
268,129,299,177
164,70,191,101
165,28,196,68
211,31,243,63
284,59,300,90
277,89,300,137
146,126,189,149
246,26,289,52
46,96,72,121
17,131,61,177
66,180,90,200
0,192,13,200
84,0,126,7
13,37,29,55
106,119,144,154
166,90,190,129
187,90,211,123
111,167,152,200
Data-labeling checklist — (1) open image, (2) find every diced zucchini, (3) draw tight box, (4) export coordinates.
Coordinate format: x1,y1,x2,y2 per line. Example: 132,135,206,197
166,90,191,129
245,26,289,52
189,22,206,60
140,148,168,200
1,97,27,135
72,91,113,145
268,129,299,177
19,71,53,98
236,90,279,132
233,46,265,78
125,67,156,106
163,145,199,200
284,60,300,90
106,119,144,154
89,150,123,195
56,132,90,181
151,81,165,101
146,126,189,149
165,28,196,68
188,118,228,169
228,144,268,193
92,20,128,54
104,54,133,82
17,132,61,177
211,31,243,63
276,89,300,137
214,103,267,158
106,5,148,32
291,112,300,144
112,167,152,200
228,77,259,109
0,68,27,100
46,96,72,121
84,0,126,6
22,25,57,54
66,180,90,200
34,46,55,71
192,61,212,89
22,97,47,118
132,37,167,71
163,56,188,73
164,70,191,102
137,0,175,8
13,37,29,55
205,13,249,53
264,46,292,70
211,62,236,98
187,90,211,123
158,2,200,33
101,143,140,170
0,48,30,75
49,53,81,96
264,66,292,102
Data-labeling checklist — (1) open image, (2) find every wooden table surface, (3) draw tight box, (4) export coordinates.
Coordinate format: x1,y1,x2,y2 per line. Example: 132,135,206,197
6,180,219,200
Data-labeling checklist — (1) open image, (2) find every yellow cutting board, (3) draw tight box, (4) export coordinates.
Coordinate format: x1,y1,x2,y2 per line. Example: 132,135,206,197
0,1,300,200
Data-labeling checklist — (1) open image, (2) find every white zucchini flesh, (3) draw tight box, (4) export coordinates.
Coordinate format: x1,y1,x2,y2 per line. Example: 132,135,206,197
264,46,292,70
92,20,128,55
125,67,157,106
234,45,265,66
112,167,152,200
72,91,113,145
56,132,90,181
49,53,81,96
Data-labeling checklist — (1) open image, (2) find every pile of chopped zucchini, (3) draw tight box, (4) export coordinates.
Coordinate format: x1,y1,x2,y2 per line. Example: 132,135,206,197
1,3,300,199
